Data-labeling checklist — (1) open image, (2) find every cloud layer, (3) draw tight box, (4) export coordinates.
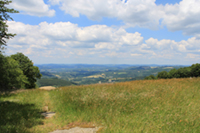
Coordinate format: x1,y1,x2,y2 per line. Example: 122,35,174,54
6,21,200,64
4,0,200,64
48,0,200,37
9,0,200,37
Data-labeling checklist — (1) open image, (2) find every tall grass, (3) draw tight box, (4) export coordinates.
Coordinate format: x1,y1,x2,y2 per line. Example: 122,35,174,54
1,78,200,132
49,78,200,132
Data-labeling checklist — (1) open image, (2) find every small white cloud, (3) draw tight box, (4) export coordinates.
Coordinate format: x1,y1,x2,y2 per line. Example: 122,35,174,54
122,32,143,46
9,0,55,17
76,25,113,42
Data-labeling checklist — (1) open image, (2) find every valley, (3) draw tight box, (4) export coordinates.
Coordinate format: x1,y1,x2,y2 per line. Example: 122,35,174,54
36,64,185,87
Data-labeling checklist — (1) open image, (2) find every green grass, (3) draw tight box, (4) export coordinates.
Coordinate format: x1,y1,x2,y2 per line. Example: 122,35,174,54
49,78,200,132
0,90,46,133
1,78,200,132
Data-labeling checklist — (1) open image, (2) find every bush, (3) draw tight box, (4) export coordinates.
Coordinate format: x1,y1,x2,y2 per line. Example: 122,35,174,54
144,75,156,80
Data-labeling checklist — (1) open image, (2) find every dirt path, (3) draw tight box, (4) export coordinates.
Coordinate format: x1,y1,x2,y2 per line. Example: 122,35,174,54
39,86,56,91
39,86,100,133
49,127,99,133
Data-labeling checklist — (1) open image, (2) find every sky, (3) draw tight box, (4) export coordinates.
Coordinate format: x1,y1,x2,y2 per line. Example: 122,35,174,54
4,0,200,65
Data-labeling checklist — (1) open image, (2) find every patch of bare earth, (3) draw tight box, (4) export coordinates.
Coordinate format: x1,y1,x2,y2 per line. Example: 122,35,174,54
49,122,102,133
49,127,99,133
39,86,56,91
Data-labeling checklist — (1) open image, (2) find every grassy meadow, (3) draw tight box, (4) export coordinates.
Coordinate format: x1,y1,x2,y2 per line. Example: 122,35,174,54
1,78,200,132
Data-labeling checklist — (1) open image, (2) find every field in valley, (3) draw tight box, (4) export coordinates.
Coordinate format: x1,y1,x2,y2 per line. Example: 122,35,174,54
1,78,200,132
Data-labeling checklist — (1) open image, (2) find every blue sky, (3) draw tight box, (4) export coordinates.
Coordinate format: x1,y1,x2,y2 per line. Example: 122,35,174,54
5,0,200,65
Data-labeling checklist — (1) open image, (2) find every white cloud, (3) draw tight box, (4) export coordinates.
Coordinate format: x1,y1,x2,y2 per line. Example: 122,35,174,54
143,37,200,55
6,21,200,64
49,0,163,29
122,32,143,46
49,0,117,20
76,25,114,42
162,0,200,37
145,38,177,51
7,0,200,38
9,0,55,17
6,21,143,55
39,22,78,40
48,0,200,36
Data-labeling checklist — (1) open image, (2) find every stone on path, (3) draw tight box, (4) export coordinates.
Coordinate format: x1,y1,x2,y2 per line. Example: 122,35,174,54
39,86,56,91
49,127,99,133
41,112,56,118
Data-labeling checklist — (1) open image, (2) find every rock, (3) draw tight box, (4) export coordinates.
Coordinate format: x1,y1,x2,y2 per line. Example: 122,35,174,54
41,112,56,118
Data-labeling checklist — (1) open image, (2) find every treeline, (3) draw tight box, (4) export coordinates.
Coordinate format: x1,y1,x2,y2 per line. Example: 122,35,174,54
0,53,42,90
144,63,200,80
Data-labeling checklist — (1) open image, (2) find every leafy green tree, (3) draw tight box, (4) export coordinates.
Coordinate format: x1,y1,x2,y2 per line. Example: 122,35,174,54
11,53,42,89
168,68,179,78
157,71,169,79
0,0,19,52
0,54,28,90
190,63,200,77
177,67,191,78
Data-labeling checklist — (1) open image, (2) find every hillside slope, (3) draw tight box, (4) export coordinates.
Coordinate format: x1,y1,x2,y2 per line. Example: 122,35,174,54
49,77,200,132
1,78,200,132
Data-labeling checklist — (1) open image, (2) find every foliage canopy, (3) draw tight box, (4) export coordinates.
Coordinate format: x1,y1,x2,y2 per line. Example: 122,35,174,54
11,53,42,89
144,63,200,80
0,53,42,90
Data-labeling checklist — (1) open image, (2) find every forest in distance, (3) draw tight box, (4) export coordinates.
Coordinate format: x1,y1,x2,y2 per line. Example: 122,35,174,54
36,64,186,87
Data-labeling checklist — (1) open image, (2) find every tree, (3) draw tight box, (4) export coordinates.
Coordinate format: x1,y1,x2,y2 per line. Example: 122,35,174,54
190,63,200,77
157,71,169,79
11,53,42,89
177,67,191,78
168,68,179,78
0,0,18,52
0,54,28,90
